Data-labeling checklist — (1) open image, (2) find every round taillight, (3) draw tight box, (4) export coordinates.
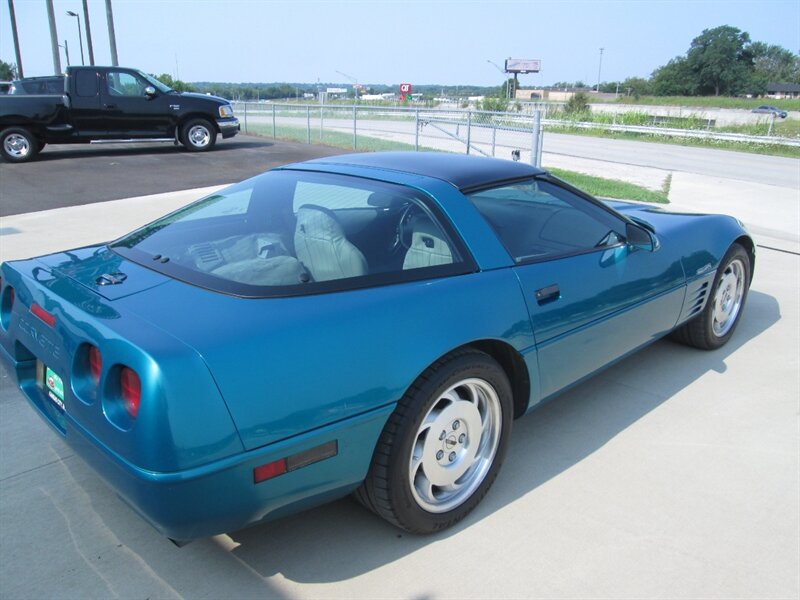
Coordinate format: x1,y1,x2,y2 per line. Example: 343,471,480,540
120,367,141,419
88,346,102,385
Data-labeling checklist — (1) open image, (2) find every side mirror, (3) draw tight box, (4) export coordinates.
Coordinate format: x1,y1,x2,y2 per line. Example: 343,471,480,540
144,86,157,98
626,222,660,252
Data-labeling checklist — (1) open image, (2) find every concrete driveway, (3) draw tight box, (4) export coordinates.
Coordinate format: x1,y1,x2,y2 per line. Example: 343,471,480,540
0,140,798,599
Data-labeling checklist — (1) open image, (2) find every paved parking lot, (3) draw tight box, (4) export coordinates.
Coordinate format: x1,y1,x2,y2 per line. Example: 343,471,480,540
0,135,345,216
0,141,798,599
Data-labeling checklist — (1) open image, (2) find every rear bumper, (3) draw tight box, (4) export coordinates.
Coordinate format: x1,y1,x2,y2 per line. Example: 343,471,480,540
2,341,390,540
217,118,240,139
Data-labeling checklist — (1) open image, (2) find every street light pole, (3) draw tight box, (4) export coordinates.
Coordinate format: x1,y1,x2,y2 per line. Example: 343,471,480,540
596,47,604,92
486,59,509,99
66,11,85,65
59,39,71,67
7,0,24,77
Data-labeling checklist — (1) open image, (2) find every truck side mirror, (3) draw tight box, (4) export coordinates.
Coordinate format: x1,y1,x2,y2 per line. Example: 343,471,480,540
144,86,157,98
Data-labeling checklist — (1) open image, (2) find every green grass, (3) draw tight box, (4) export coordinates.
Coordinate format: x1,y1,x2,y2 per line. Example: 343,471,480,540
613,95,800,111
547,168,669,204
245,122,432,152
545,123,800,158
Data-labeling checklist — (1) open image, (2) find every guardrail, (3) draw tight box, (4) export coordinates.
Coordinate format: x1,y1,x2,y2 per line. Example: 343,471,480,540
232,103,800,162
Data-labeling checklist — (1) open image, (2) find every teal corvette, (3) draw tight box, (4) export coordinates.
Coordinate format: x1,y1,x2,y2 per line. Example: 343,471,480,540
0,153,754,542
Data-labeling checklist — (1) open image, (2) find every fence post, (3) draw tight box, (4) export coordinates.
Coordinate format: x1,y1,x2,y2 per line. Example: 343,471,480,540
306,105,311,144
531,110,542,167
491,127,497,157
466,110,472,155
353,105,357,149
415,109,420,151
272,104,276,138
320,105,324,141
243,102,248,134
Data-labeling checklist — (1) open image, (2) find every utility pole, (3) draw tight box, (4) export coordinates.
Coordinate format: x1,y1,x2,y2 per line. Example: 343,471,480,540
82,0,95,65
60,39,71,66
596,47,604,92
46,0,62,74
7,0,24,77
105,0,119,66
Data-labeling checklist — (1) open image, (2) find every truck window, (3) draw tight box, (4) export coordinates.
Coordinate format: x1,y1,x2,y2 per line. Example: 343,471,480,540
75,71,99,97
107,71,146,97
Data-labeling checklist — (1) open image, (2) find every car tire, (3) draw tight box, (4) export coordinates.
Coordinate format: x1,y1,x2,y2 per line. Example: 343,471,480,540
180,118,217,152
671,243,751,350
0,127,39,163
355,348,513,533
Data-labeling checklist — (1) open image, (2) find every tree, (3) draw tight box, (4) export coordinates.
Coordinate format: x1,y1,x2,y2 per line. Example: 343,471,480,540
564,92,590,115
620,77,651,98
686,25,753,96
750,42,800,85
0,59,17,80
651,57,698,96
154,73,194,93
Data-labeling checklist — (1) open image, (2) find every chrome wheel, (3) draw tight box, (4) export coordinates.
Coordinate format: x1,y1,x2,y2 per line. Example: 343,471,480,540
409,377,502,513
3,133,31,158
188,125,211,148
712,258,745,337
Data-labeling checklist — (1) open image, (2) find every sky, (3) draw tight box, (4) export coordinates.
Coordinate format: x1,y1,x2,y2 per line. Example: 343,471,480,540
1,0,799,87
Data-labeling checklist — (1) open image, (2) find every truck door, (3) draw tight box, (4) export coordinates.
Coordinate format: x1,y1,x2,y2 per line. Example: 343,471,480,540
100,70,172,137
68,69,104,136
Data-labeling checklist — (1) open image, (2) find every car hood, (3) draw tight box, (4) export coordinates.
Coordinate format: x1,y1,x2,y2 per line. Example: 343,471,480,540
178,91,230,105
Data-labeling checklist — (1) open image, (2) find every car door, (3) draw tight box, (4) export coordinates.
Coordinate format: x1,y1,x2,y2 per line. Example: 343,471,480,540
467,179,685,403
100,70,172,137
68,69,104,136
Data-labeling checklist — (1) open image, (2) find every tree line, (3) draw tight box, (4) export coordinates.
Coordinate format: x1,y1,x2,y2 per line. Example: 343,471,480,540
557,25,799,97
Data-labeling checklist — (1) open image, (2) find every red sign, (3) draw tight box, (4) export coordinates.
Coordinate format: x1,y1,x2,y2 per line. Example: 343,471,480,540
399,83,412,95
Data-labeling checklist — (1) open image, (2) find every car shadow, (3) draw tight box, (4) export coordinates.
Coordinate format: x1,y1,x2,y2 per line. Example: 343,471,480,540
60,289,780,591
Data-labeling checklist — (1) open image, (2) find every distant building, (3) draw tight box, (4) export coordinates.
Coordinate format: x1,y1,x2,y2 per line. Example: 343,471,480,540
765,83,800,99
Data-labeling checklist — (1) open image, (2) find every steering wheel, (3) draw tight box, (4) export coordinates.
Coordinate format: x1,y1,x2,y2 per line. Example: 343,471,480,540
391,203,420,254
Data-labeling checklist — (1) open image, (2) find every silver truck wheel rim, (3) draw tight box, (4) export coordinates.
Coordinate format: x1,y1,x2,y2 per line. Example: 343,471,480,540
188,125,210,147
409,377,502,513
4,134,30,158
712,258,745,337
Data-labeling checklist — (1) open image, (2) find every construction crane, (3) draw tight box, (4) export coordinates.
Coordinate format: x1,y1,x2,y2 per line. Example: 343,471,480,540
335,70,363,99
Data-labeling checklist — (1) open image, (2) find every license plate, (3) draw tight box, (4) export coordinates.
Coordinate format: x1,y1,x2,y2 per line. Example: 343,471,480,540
44,366,65,411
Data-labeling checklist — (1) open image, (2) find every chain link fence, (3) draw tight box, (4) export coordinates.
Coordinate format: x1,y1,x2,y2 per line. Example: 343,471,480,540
234,103,544,165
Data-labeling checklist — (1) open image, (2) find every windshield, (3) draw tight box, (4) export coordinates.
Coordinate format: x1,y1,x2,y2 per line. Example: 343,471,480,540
111,169,469,297
138,71,173,93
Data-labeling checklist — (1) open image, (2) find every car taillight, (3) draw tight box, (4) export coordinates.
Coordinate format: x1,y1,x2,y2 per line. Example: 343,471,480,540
30,303,55,327
120,367,141,418
88,346,102,384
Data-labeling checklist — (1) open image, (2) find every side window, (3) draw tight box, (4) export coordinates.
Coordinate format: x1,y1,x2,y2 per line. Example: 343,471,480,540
468,179,623,262
292,181,372,211
106,72,146,97
178,189,252,222
75,71,98,97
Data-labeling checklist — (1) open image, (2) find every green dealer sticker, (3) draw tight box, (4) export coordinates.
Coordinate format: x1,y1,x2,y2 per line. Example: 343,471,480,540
45,367,65,410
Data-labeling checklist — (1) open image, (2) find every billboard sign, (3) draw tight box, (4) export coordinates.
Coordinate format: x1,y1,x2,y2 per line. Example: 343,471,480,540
504,59,541,73
399,83,412,100
327,87,348,93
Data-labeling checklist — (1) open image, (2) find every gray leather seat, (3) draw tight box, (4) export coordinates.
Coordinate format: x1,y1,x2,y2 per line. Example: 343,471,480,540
402,215,453,269
294,205,368,282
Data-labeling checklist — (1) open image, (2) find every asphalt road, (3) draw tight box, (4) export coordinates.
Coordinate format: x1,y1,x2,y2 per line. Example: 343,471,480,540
248,113,800,188
0,136,345,217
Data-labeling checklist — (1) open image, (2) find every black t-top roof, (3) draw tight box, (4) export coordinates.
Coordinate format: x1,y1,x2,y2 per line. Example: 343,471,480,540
303,152,544,191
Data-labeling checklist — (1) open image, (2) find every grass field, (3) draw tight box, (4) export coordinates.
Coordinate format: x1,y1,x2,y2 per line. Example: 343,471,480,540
611,95,800,111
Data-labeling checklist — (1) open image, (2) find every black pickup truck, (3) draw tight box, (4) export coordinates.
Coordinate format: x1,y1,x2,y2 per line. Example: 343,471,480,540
0,66,239,162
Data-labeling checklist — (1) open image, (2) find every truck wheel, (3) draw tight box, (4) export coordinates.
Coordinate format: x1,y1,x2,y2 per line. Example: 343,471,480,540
180,119,217,152
0,127,39,163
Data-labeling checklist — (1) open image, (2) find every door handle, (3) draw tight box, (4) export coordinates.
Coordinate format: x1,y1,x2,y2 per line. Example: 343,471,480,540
104,103,117,109
535,284,560,305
